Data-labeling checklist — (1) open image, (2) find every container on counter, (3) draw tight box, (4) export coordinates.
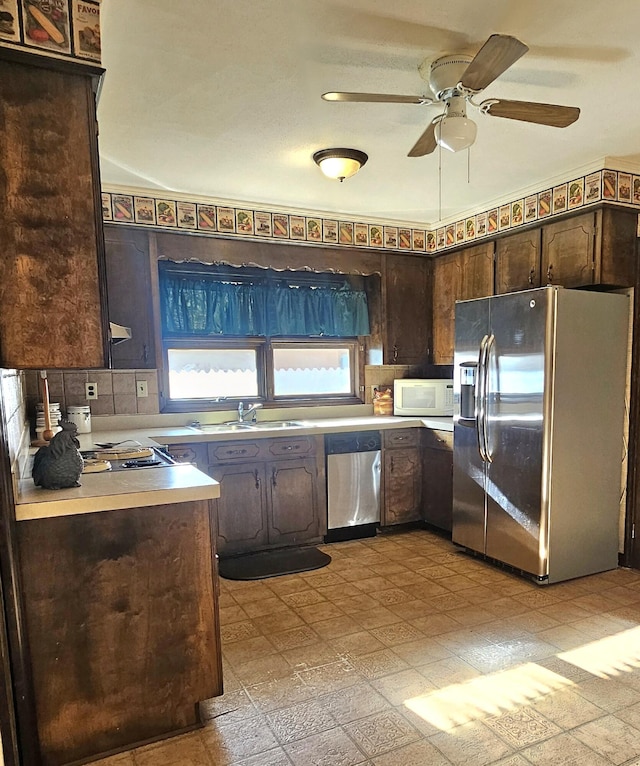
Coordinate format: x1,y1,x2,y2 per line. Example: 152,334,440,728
372,387,393,416
66,405,92,433
35,402,62,441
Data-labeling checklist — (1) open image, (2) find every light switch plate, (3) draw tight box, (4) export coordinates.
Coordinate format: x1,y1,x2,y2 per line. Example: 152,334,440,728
136,380,148,398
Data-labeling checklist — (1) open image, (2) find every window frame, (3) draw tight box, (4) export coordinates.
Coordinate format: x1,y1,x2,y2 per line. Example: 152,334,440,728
160,335,363,413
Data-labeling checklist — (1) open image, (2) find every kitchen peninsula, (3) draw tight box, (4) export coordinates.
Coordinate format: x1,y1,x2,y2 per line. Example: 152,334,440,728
14,459,221,766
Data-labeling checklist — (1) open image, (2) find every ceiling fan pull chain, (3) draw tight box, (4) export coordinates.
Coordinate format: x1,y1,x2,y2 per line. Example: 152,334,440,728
438,140,443,221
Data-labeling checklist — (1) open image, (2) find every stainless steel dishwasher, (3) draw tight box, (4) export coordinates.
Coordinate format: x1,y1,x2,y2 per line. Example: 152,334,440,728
325,431,381,542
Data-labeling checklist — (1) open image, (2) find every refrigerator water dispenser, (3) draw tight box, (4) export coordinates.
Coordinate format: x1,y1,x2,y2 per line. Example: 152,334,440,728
459,362,477,421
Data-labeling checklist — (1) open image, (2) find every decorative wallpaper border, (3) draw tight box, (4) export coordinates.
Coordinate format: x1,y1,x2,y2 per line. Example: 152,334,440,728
102,168,640,255
0,0,101,64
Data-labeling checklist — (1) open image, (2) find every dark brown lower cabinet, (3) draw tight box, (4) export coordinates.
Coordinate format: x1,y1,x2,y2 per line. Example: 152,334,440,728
209,436,326,556
16,500,222,766
214,462,269,554
382,429,422,526
422,429,454,532
268,458,322,546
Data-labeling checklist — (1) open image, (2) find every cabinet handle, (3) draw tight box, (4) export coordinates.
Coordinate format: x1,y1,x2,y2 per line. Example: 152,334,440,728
390,456,394,473
226,448,247,456
393,344,398,363
271,466,277,487
528,268,535,286
546,264,553,283
254,469,260,489
284,445,294,451
142,343,148,365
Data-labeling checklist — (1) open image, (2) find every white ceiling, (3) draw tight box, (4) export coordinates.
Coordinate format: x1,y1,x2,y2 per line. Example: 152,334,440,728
97,0,640,227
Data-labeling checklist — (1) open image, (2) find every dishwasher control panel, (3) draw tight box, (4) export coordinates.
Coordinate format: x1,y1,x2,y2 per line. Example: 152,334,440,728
324,431,381,454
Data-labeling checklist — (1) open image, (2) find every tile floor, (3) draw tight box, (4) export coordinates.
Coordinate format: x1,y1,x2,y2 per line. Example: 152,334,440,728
91,528,640,765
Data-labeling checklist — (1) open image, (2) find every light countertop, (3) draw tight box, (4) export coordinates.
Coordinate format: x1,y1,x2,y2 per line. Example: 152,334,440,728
16,464,220,521
76,415,453,449
16,415,452,522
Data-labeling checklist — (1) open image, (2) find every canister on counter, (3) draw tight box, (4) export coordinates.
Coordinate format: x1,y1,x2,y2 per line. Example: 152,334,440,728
66,405,92,433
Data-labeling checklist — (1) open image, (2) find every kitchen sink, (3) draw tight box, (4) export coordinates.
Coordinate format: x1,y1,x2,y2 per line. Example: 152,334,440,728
249,420,309,429
188,423,255,433
187,420,311,433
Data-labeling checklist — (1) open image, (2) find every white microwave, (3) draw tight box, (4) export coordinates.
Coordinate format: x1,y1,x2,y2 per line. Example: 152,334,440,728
393,378,454,417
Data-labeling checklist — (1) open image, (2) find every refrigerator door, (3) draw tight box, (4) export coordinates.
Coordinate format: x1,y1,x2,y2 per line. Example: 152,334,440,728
484,288,551,577
452,296,490,555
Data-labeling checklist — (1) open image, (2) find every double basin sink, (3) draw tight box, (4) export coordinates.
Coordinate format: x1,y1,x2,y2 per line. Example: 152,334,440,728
188,420,310,434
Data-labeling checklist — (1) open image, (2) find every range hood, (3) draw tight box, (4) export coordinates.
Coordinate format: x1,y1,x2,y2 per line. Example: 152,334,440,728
109,322,132,345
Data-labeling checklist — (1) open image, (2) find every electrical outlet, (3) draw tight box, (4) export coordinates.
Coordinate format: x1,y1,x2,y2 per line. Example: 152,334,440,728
85,382,98,400
136,380,148,398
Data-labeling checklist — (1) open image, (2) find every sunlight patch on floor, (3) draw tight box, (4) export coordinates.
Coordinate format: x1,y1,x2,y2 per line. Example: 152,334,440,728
404,662,572,731
558,625,640,679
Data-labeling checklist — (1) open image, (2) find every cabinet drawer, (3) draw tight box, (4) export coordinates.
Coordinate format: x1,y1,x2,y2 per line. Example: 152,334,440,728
166,445,198,464
422,429,453,451
208,441,261,464
266,437,315,458
383,429,420,449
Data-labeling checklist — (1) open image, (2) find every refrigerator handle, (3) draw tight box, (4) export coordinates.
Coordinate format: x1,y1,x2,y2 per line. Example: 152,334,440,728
481,334,495,463
476,335,489,462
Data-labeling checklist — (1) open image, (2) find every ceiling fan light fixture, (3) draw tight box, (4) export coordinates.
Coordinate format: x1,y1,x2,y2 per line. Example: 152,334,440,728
435,114,477,152
313,148,368,182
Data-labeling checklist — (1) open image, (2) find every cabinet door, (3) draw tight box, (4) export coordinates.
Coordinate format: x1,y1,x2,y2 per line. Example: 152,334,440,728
422,430,453,532
0,59,107,368
382,447,422,526
542,212,595,287
495,229,542,294
267,458,321,546
210,463,268,555
105,226,156,369
432,253,462,365
384,254,432,366
599,207,637,287
460,242,494,300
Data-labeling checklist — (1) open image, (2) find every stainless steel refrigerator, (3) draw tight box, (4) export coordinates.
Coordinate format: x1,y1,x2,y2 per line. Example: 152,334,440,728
453,286,628,583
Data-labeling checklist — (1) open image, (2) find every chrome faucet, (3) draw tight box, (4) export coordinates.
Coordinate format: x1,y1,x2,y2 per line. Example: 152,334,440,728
237,401,263,422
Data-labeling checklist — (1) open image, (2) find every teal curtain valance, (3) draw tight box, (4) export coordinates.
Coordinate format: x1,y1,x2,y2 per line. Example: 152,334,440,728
160,269,370,337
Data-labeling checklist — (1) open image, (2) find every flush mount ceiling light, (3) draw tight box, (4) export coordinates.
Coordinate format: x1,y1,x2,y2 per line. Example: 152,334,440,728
434,96,477,152
313,148,368,182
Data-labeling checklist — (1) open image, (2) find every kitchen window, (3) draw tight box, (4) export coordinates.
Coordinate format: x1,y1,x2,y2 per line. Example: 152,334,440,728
158,263,369,410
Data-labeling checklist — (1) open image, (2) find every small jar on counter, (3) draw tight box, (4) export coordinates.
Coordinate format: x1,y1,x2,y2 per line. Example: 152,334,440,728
66,405,92,433
373,387,394,416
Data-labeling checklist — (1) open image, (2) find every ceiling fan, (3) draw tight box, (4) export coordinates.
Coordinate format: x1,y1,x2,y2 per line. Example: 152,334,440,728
322,34,580,157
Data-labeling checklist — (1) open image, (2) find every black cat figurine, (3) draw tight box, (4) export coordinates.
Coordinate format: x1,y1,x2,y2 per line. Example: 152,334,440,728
32,419,84,490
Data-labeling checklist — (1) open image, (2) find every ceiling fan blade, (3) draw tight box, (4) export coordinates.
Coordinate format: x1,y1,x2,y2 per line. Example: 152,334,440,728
322,91,432,104
460,34,529,91
408,121,438,157
482,99,580,127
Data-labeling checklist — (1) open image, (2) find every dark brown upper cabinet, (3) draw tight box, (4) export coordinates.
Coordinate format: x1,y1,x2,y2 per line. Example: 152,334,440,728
459,242,494,301
541,211,598,287
104,226,157,369
432,243,493,365
0,54,108,369
495,228,542,294
383,254,432,368
496,208,637,294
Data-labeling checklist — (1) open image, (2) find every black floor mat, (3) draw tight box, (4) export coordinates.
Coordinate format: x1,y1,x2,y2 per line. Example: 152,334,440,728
219,546,331,581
